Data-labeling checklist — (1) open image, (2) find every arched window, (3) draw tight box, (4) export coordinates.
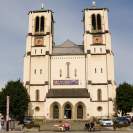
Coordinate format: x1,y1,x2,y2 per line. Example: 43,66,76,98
97,14,102,30
77,105,83,119
40,16,44,32
53,104,59,119
35,16,39,32
35,90,40,101
97,89,102,101
92,14,96,31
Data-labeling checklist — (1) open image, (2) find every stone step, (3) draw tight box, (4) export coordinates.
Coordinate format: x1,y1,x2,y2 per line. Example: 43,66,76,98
39,120,90,131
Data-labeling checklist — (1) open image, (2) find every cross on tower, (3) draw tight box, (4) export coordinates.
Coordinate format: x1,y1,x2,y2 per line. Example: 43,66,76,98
41,3,44,9
92,0,96,7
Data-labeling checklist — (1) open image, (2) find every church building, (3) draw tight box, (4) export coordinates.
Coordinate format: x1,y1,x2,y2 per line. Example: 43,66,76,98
23,2,116,120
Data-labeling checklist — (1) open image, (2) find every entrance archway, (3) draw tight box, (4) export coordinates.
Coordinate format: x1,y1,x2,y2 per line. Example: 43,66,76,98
64,103,72,119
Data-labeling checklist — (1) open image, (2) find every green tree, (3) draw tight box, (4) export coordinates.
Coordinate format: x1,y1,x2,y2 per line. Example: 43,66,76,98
0,80,29,121
116,82,133,115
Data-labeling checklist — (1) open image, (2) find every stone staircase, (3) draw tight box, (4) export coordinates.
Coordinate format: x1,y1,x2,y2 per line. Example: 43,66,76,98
39,120,88,131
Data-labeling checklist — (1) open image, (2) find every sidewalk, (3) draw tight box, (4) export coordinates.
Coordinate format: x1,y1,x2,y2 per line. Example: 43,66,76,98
0,130,24,133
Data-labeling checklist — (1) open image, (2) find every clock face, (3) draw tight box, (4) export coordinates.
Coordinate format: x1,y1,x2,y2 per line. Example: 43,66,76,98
93,35,103,44
35,37,43,46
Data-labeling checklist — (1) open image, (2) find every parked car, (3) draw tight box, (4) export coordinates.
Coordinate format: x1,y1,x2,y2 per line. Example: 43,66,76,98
124,116,132,123
113,117,130,128
23,117,33,125
99,119,113,127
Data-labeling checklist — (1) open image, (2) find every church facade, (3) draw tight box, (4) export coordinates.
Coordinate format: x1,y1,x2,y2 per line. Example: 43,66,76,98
23,4,116,120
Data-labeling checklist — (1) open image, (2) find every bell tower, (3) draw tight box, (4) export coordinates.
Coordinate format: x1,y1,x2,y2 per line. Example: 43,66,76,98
23,5,54,117
83,1,116,117
84,1,111,53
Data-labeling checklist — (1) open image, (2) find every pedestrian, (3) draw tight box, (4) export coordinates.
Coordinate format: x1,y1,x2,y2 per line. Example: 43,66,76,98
90,121,95,132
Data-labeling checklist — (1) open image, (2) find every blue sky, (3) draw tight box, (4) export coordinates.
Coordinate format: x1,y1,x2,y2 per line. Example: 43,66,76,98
0,0,133,88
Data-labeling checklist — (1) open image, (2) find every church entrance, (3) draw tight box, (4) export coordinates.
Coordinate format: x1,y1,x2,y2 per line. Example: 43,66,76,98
64,104,72,119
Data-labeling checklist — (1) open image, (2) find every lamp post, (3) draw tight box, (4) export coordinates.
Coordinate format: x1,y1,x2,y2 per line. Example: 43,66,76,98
6,96,10,131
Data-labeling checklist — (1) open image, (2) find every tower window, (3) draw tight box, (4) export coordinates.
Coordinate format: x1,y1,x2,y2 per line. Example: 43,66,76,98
41,49,43,54
59,69,62,77
92,14,96,31
97,14,102,30
40,16,44,32
35,90,40,101
100,48,102,53
66,62,70,78
74,69,77,77
35,49,36,54
34,69,36,74
101,68,103,73
95,68,97,73
94,48,96,53
40,69,43,74
35,16,39,32
97,89,102,101
91,14,102,32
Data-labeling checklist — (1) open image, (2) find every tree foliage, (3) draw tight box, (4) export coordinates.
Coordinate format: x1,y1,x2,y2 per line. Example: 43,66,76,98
0,80,29,121
116,82,133,115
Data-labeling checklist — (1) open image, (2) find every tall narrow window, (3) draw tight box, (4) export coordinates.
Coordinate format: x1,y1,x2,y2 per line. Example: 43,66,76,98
94,48,96,53
35,49,37,54
92,14,96,31
97,14,102,30
36,90,40,101
74,69,77,77
95,68,97,73
35,16,39,32
101,68,103,73
34,69,36,74
97,89,102,101
66,62,70,78
59,69,62,77
40,69,42,74
40,16,44,32
100,48,102,53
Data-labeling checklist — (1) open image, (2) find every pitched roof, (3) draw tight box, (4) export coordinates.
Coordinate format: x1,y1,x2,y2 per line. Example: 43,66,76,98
52,40,84,55
46,89,90,98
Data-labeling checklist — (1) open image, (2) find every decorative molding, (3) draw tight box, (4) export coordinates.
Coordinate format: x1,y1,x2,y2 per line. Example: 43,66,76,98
27,32,50,37
91,83,108,85
30,101,45,102
46,51,50,55
108,80,112,84
90,100,109,102
27,52,31,56
31,55,46,57
88,80,92,84
32,45,46,48
87,50,91,54
86,30,109,35
28,9,53,15
45,81,49,85
91,53,106,55
26,81,30,85
106,49,111,54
